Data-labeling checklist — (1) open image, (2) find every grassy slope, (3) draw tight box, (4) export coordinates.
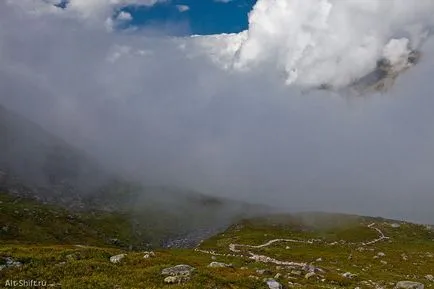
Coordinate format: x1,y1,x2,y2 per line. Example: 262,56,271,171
0,192,144,249
1,195,433,288
200,214,434,287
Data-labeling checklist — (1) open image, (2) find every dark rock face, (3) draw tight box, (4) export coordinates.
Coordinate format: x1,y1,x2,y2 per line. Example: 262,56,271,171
350,49,420,94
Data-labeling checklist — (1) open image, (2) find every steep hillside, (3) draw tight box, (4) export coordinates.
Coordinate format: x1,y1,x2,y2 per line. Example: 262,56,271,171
0,105,269,247
0,104,110,206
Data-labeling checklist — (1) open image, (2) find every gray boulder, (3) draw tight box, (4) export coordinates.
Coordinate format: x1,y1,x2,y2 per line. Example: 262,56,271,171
161,264,195,276
265,279,282,289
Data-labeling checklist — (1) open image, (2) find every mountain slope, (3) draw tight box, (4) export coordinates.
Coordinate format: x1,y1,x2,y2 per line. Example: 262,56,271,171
1,198,433,289
0,104,270,247
0,104,113,209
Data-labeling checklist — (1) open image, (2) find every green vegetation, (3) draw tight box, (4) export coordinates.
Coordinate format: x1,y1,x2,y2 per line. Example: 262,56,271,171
200,214,434,287
0,245,265,289
1,193,433,288
0,192,144,249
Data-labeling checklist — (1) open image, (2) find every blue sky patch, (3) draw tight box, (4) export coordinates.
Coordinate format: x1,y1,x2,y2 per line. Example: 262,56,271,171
121,0,256,36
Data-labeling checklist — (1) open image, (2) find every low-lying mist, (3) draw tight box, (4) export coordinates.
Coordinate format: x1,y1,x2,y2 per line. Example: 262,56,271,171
1,1,434,225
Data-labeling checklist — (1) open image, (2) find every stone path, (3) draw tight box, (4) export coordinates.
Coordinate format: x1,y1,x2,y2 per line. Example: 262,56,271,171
362,223,390,246
195,222,390,268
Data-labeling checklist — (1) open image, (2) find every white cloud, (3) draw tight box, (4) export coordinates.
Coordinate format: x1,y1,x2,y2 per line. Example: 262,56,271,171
117,11,133,21
6,0,164,28
66,0,162,18
194,0,434,89
186,32,248,69
2,0,434,223
6,0,63,15
176,5,190,13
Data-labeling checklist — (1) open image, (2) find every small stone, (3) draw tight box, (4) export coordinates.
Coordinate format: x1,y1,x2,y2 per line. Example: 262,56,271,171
265,279,282,289
380,260,388,265
257,269,272,275
164,276,180,284
5,257,22,268
377,252,386,257
66,253,81,261
248,275,259,280
208,262,232,268
143,251,155,259
305,272,316,279
290,270,302,276
425,275,434,281
110,254,126,264
109,238,121,245
316,258,322,262
342,272,357,279
274,273,281,279
0,257,22,271
303,264,322,273
394,281,424,289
